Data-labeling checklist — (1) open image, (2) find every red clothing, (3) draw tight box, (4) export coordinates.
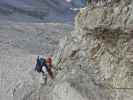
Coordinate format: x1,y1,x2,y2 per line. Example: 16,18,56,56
47,57,52,65
47,57,54,79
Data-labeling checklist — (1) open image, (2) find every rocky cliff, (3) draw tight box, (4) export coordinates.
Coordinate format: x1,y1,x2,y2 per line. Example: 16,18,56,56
52,0,133,100
1,0,133,100
14,0,133,100
74,0,133,88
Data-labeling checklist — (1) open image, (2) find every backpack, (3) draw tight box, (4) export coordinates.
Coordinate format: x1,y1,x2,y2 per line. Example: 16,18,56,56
35,56,46,73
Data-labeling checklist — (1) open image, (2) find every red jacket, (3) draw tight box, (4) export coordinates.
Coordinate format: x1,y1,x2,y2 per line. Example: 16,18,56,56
47,57,52,65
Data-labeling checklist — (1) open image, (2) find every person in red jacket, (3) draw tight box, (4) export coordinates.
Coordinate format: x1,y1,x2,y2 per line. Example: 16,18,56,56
47,56,52,67
46,55,54,79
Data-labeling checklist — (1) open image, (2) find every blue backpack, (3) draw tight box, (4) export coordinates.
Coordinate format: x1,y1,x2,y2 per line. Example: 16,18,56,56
35,56,46,73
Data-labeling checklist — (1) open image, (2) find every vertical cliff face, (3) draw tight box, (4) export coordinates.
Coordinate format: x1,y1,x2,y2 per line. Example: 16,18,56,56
74,0,133,88
53,0,133,100
1,1,133,100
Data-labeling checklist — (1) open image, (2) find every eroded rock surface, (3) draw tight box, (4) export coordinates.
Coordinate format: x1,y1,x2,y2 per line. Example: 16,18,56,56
53,0,133,100
1,0,133,100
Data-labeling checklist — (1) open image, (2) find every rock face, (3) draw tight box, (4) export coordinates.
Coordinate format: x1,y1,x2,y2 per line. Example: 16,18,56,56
53,0,133,100
74,0,133,88
1,0,133,100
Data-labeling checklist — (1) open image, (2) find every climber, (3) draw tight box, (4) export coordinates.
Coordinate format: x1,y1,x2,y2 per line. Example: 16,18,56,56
47,55,53,68
35,56,48,84
46,55,54,79
35,56,54,84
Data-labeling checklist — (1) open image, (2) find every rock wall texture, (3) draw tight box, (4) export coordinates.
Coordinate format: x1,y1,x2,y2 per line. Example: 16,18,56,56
54,0,133,100
1,0,133,100
74,0,133,88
